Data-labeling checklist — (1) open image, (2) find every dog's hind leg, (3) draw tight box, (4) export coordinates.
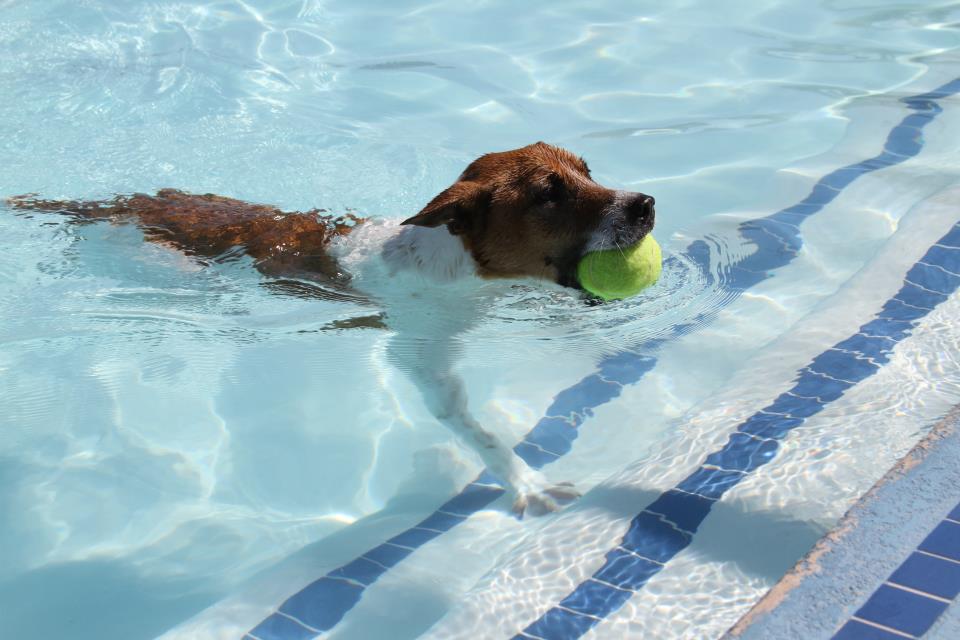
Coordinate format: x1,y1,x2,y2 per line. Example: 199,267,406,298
387,333,578,517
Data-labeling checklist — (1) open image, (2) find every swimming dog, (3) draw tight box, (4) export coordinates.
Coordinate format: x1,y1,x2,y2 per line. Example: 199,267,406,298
8,142,656,515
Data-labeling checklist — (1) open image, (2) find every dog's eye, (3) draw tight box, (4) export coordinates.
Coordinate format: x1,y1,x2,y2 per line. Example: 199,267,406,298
534,173,566,205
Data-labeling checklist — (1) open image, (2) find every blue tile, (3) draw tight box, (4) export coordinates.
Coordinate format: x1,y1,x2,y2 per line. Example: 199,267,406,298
362,542,413,568
645,490,714,532
859,317,914,342
938,223,960,248
818,167,867,191
777,202,822,218
738,411,803,440
923,77,960,99
279,577,364,632
597,351,658,384
785,185,826,208
858,155,892,170
416,509,466,533
388,526,442,549
862,152,906,170
905,261,960,295
725,265,769,290
665,318,699,339
832,619,907,640
620,511,692,563
474,470,501,485
919,520,960,561
884,125,923,157
684,239,714,273
808,349,879,383
515,441,561,469
558,579,633,618
520,606,598,639
329,557,385,586
895,281,948,310
807,183,844,206
520,416,579,457
545,374,623,421
676,466,744,500
878,297,931,322
704,432,779,472
248,613,318,640
899,112,935,129
832,334,895,362
855,584,947,637
769,209,809,228
889,552,960,600
791,369,854,402
922,245,960,274
739,218,802,254
734,247,794,278
949,502,960,522
765,392,825,418
439,482,504,516
851,156,886,172
902,97,943,113
594,548,662,590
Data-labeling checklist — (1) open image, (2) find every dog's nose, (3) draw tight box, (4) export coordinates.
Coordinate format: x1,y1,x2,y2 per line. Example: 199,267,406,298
627,194,655,224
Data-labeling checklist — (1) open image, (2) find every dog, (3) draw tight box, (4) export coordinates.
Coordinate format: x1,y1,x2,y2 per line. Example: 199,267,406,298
8,141,656,515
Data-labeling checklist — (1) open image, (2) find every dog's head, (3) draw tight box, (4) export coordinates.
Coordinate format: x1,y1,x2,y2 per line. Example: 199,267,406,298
401,142,655,290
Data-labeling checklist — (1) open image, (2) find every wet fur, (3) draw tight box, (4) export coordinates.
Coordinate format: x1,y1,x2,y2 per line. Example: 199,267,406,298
8,189,360,287
7,142,655,515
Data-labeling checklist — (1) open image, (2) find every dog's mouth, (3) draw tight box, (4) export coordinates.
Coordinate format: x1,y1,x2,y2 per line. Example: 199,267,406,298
619,210,655,248
584,193,655,251
556,196,655,294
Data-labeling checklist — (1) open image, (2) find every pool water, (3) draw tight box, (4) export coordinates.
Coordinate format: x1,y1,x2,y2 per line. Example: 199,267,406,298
1,1,959,639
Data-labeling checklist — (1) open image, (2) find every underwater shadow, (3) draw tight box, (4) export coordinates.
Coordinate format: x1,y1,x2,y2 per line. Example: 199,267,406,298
584,483,827,583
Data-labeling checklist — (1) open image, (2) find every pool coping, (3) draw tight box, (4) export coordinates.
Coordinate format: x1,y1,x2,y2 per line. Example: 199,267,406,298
724,403,960,640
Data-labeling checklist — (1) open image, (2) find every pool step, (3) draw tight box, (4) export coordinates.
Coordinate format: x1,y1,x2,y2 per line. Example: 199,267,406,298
724,405,960,640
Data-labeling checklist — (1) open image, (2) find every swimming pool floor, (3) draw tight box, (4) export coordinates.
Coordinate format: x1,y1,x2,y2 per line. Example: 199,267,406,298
150,64,960,640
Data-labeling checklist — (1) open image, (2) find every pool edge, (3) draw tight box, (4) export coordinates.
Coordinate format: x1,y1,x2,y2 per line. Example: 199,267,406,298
724,403,960,640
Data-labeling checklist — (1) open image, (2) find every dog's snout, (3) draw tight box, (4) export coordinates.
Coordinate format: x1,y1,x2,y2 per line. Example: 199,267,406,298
626,193,655,223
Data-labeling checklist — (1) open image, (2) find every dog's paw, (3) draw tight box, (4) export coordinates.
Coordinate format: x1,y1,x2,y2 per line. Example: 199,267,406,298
511,480,580,518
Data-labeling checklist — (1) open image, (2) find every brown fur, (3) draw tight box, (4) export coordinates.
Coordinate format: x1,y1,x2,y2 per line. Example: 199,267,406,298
8,189,360,286
402,142,650,287
8,142,654,292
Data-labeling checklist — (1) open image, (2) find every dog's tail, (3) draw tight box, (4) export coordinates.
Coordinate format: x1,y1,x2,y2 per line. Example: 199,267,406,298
6,189,285,226
6,192,125,221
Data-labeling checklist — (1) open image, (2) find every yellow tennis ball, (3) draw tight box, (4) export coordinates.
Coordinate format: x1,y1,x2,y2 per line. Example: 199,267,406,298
577,235,662,300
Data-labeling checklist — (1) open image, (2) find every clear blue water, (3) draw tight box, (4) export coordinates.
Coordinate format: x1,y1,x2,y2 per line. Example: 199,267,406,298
1,2,959,639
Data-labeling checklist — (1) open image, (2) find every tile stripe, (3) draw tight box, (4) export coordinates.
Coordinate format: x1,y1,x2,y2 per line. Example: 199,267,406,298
514,221,960,640
246,77,960,639
835,618,913,639
831,504,960,638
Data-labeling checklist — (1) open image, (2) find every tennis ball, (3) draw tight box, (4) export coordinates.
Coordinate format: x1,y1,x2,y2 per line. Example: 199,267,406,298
577,235,662,300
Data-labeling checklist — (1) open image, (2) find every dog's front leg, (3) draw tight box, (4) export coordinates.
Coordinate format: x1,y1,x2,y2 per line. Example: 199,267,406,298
387,334,577,516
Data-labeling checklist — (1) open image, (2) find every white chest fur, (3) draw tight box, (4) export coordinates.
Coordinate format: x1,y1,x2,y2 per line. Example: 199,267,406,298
330,220,479,295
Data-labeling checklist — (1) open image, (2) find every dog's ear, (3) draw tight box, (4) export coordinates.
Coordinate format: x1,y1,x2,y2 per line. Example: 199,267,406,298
401,181,487,235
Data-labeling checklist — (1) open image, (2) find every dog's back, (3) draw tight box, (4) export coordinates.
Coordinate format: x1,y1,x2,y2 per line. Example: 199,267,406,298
8,189,360,282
